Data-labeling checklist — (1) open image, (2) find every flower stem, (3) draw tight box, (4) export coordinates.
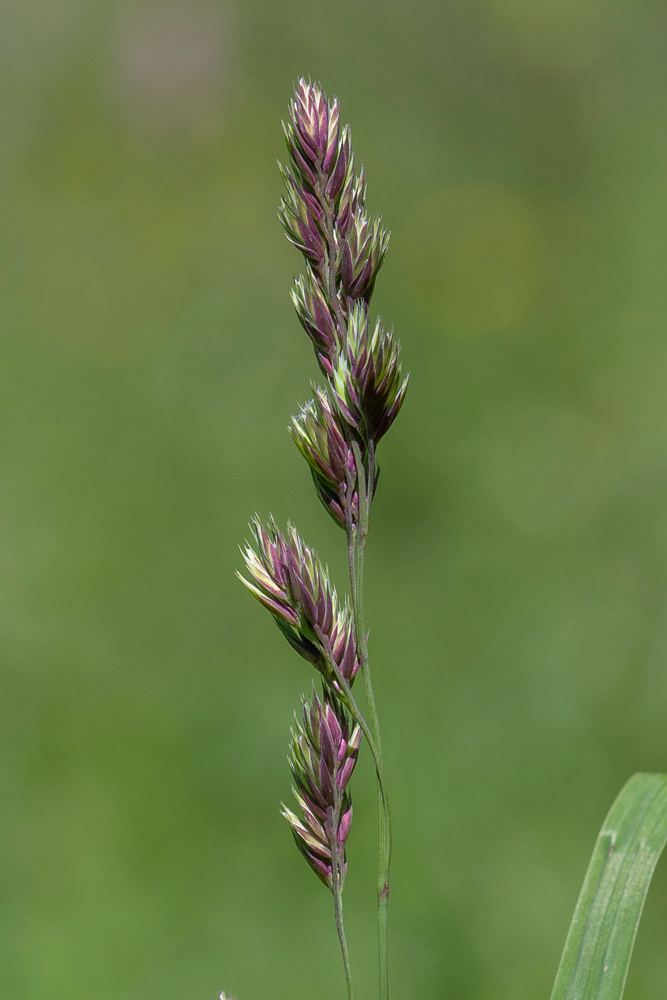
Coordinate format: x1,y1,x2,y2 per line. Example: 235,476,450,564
349,439,392,1000
332,827,355,1000
317,143,391,1000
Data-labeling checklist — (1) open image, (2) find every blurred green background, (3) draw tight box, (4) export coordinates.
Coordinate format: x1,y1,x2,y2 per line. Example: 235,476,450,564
2,0,667,997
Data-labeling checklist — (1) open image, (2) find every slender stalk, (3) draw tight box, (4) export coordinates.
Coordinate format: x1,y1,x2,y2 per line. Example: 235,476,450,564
319,157,392,1000
331,815,355,1000
349,439,392,1000
333,885,354,1000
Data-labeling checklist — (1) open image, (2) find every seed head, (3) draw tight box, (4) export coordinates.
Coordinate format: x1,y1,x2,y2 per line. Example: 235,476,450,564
238,518,360,687
282,689,361,890
332,302,409,445
280,79,353,222
279,78,358,338
290,386,359,530
281,79,397,393
286,80,340,182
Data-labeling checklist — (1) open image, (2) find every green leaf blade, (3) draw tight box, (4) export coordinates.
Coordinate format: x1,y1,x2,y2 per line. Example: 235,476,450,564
551,772,667,1000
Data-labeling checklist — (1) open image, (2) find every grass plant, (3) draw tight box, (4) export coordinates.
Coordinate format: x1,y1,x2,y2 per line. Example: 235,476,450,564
234,79,667,1000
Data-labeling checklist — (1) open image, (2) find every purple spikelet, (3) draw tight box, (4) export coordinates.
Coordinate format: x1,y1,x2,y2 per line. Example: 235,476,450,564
331,302,409,445
282,689,361,890
237,517,360,687
291,276,338,375
290,386,360,530
280,78,392,377
339,184,390,304
280,79,407,513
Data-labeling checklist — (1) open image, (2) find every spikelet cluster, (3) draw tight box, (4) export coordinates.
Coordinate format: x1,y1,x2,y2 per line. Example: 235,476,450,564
280,78,408,530
238,516,360,688
282,690,360,889
332,302,409,445
290,387,359,529
280,81,389,333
